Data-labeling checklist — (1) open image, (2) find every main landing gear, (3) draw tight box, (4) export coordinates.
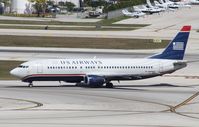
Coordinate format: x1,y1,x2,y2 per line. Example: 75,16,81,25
106,82,113,88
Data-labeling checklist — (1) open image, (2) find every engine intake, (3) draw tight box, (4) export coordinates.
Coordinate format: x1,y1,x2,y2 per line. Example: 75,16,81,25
85,75,105,87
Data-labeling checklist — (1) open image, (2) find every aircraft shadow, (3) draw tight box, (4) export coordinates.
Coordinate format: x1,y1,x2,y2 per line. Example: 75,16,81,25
6,83,191,89
112,83,191,91
114,83,190,88
6,85,77,88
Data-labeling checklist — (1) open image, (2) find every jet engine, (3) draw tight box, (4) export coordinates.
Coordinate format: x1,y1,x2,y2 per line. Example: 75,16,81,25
85,75,105,87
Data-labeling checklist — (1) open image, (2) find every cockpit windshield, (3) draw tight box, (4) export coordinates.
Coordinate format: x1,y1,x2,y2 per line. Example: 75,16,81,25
18,65,29,68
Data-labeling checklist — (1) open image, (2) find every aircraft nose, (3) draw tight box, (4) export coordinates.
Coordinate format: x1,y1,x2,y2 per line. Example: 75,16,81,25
10,68,19,77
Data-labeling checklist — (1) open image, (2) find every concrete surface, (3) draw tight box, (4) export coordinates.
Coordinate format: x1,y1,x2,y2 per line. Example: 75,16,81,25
0,13,101,22
0,46,159,61
0,74,199,127
0,5,199,127
0,6,199,55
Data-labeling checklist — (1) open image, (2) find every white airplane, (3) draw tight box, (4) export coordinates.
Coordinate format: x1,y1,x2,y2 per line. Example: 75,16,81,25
134,5,161,14
146,0,166,11
155,0,176,11
165,0,191,8
190,0,199,4
167,3,180,9
10,26,191,88
158,0,179,9
154,1,168,9
122,9,146,18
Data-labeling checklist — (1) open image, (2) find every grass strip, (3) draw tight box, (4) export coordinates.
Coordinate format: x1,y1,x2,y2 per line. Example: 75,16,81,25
0,60,23,80
0,17,149,27
0,25,139,31
0,35,169,49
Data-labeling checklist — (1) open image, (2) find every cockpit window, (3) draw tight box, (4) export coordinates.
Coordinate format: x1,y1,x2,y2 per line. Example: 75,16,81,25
18,65,29,68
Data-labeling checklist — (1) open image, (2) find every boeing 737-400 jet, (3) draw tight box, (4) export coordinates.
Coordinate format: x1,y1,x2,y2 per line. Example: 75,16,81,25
10,26,191,88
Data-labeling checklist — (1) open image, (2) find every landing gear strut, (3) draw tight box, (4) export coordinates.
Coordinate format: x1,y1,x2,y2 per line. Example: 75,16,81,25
28,82,33,88
106,82,113,88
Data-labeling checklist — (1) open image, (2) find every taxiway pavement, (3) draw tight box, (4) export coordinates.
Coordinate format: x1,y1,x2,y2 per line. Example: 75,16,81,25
0,76,199,127
0,5,199,127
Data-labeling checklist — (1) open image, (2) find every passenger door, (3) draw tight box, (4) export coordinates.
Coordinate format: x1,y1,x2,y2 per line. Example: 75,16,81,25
159,62,164,73
37,64,43,74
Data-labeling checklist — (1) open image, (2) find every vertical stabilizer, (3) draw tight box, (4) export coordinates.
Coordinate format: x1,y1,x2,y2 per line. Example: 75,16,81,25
147,0,154,8
150,26,191,60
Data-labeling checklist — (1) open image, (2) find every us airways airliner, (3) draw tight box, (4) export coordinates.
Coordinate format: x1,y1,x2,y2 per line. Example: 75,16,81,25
10,26,191,88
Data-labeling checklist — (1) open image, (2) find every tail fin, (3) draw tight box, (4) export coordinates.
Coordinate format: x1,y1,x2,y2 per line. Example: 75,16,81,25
150,26,191,60
154,1,160,6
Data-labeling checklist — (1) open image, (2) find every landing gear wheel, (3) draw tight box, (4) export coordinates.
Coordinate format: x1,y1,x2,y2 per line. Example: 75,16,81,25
75,83,80,87
28,82,33,88
106,83,113,88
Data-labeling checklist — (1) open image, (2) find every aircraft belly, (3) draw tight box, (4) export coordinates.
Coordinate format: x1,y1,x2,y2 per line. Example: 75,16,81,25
22,74,84,83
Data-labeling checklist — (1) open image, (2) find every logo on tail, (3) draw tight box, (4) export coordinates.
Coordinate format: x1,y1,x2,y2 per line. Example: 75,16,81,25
173,42,184,51
150,26,191,60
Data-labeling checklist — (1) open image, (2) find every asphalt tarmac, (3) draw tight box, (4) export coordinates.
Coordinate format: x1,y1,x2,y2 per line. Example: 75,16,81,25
0,76,199,127
0,5,199,127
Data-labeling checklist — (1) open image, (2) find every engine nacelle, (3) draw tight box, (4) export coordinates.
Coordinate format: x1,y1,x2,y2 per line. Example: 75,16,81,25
85,75,105,87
